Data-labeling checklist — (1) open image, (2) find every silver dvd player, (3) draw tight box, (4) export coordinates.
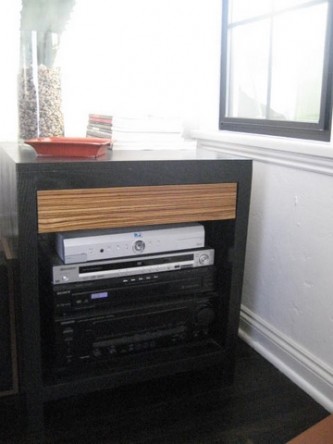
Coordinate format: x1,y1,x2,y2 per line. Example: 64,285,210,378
52,247,214,284
56,223,205,264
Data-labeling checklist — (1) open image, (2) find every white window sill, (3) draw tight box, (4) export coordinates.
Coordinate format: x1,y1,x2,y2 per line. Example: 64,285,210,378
191,129,333,175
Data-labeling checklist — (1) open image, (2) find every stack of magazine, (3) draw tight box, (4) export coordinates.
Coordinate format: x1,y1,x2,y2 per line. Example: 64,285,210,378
111,115,197,150
86,114,112,142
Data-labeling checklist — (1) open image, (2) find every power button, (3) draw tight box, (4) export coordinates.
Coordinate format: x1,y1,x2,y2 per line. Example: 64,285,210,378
133,239,145,253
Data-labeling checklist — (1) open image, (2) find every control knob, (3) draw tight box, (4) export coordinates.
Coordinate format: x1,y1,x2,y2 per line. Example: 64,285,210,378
199,253,210,266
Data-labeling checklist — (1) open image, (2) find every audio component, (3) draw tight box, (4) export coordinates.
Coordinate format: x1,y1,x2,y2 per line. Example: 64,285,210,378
47,291,219,373
50,248,214,284
48,266,216,315
56,223,205,264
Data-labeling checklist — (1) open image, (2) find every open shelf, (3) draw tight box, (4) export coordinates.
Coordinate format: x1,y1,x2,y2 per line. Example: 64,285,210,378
43,339,225,401
0,144,252,435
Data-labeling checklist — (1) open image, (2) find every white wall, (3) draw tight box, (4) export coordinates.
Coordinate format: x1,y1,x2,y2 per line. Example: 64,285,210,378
0,0,222,141
47,0,223,137
243,162,333,368
193,133,333,412
241,158,333,410
0,1,20,141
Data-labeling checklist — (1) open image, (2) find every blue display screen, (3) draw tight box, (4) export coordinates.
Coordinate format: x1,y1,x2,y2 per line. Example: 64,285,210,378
91,291,108,300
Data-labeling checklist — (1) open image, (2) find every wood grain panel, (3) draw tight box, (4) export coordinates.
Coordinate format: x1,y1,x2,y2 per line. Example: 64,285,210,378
37,183,237,233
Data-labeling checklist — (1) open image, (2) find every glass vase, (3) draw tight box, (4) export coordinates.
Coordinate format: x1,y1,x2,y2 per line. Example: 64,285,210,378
18,31,64,140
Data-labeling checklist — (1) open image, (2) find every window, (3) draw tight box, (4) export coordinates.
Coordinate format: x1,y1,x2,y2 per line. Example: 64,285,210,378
219,0,333,141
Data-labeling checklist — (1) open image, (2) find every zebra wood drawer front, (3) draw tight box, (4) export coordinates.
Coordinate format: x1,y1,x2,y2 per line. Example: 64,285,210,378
37,183,237,233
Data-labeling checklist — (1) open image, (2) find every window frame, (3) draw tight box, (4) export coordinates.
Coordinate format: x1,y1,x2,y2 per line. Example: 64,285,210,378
219,0,333,141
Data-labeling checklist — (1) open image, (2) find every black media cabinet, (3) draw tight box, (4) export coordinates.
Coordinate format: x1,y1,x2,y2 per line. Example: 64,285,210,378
0,143,252,436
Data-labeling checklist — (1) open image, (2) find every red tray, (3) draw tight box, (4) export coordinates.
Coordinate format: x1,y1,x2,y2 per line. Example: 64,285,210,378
24,137,111,158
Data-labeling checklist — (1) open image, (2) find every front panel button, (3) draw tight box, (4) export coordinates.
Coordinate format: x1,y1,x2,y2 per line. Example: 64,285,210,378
133,240,145,253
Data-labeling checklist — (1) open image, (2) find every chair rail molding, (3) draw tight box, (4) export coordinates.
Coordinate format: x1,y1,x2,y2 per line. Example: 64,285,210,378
193,130,333,176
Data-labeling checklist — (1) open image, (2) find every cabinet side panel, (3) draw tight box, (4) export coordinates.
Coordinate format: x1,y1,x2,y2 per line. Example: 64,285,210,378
0,147,18,251
0,248,19,396
37,183,237,233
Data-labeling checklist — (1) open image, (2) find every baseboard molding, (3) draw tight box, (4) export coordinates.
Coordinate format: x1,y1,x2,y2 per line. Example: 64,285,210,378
239,305,333,413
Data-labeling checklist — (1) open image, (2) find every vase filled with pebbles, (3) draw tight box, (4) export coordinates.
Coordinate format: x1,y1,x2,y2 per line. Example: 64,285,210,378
18,30,64,140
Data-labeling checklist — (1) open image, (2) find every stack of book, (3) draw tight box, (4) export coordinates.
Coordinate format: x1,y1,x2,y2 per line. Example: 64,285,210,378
86,114,112,142
111,115,197,150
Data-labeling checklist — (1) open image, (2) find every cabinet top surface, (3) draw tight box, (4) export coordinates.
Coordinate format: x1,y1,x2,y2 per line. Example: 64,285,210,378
0,142,249,169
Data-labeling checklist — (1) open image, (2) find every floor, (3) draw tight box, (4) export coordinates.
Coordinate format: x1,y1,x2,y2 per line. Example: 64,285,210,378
0,339,329,444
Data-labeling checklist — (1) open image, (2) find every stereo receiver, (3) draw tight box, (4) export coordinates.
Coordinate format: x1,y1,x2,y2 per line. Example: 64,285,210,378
45,291,219,374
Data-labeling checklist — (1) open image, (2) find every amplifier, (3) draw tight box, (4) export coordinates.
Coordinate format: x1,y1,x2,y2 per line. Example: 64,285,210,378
47,266,216,315
47,291,219,373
